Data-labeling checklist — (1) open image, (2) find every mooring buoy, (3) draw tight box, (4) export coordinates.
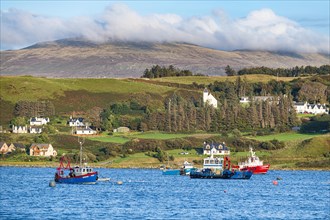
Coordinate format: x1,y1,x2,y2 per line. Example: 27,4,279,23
49,180,56,187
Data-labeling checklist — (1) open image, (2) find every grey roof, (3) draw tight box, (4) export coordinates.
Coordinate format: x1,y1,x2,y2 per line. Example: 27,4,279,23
13,143,26,149
203,142,229,151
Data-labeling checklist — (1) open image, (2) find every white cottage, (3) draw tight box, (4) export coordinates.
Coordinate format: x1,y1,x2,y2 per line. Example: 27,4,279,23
203,142,230,156
0,142,9,154
203,88,218,108
294,102,328,114
12,125,28,134
68,117,85,127
29,143,57,157
29,126,43,134
75,126,97,135
30,117,50,126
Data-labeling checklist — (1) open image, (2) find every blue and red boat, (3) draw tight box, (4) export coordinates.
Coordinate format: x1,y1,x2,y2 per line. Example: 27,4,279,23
54,157,98,184
54,138,98,184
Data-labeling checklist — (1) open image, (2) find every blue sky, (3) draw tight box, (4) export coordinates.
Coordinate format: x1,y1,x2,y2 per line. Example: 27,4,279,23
1,1,329,52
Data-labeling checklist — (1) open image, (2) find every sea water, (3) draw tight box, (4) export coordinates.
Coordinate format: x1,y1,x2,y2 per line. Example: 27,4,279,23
0,167,329,219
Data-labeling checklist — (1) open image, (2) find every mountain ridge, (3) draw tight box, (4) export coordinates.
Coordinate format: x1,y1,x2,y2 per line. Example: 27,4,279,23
1,38,329,78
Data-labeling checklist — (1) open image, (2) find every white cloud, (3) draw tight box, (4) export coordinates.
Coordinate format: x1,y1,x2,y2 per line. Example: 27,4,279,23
1,5,329,53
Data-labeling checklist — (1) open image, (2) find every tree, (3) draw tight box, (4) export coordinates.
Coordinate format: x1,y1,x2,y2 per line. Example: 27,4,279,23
298,81,327,103
11,117,27,126
225,65,236,76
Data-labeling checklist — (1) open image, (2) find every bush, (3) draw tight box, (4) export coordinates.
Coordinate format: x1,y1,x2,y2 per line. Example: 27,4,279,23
259,141,276,150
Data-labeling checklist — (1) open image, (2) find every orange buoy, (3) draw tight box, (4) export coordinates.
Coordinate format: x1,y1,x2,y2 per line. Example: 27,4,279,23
272,180,278,185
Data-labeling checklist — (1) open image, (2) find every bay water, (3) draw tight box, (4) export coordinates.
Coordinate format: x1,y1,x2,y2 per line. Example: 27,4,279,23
0,167,329,219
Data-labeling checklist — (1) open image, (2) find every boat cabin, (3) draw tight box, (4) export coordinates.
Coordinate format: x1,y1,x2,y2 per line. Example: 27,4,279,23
73,165,94,176
203,155,223,170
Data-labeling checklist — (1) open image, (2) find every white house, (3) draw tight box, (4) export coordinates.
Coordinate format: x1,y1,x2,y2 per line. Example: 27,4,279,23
0,142,9,154
294,102,328,114
68,117,85,127
203,142,230,156
29,143,57,157
239,96,279,104
75,126,97,135
12,125,28,134
113,127,130,133
30,117,50,126
29,126,43,134
203,88,218,108
239,97,250,104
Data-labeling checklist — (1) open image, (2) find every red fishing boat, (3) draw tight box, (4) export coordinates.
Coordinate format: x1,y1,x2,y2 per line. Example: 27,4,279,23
233,147,270,174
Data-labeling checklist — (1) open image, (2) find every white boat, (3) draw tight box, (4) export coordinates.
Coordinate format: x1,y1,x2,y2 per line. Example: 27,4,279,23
180,160,194,175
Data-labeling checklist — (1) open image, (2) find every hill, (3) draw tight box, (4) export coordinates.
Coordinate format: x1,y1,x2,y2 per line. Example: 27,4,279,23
1,38,329,78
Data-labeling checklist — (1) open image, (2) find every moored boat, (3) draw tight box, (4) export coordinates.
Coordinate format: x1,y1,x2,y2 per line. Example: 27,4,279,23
54,138,98,184
190,154,252,179
162,168,181,175
190,168,253,179
180,160,194,175
233,147,270,174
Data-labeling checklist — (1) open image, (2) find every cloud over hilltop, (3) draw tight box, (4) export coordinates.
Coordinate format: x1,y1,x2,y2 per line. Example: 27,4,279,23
1,4,329,53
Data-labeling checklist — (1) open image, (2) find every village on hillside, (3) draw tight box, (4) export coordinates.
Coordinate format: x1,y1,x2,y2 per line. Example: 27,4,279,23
0,89,328,157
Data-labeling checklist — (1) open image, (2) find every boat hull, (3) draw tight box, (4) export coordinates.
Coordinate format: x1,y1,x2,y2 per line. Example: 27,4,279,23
241,164,270,174
162,169,181,175
190,169,252,179
55,172,98,184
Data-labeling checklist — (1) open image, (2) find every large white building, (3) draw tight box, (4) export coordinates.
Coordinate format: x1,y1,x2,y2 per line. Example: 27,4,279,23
203,88,218,108
294,102,328,114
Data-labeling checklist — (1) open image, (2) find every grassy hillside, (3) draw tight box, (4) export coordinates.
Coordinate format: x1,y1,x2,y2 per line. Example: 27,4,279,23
1,75,329,170
0,74,307,125
0,76,174,103
0,76,178,125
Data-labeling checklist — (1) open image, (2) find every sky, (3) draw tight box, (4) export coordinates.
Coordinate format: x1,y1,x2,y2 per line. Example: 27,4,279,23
1,0,329,53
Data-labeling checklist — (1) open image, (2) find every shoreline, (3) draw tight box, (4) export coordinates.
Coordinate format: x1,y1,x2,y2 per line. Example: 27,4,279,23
1,163,329,171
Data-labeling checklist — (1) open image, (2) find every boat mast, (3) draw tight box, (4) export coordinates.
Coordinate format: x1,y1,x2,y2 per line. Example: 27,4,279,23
78,136,85,167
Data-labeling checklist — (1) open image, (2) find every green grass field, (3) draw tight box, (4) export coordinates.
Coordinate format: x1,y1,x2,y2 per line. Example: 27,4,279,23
247,132,325,142
87,136,130,144
150,74,302,85
128,132,192,140
0,76,174,103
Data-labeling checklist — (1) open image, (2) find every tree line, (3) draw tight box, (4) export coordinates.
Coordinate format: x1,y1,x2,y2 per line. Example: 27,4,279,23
142,65,204,78
225,65,330,77
14,101,55,117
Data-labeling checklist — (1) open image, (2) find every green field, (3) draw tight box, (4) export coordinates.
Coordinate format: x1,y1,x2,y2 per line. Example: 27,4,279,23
128,132,192,140
87,131,219,143
247,132,325,142
150,74,302,85
0,76,174,103
87,136,130,144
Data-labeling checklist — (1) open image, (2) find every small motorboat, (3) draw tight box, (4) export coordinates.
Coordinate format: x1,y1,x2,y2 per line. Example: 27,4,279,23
180,160,194,175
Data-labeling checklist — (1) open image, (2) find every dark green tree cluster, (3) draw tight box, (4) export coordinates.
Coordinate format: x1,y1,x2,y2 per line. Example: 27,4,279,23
14,100,55,117
235,65,330,77
300,115,330,133
194,76,329,103
142,92,299,133
100,101,147,131
142,65,199,78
